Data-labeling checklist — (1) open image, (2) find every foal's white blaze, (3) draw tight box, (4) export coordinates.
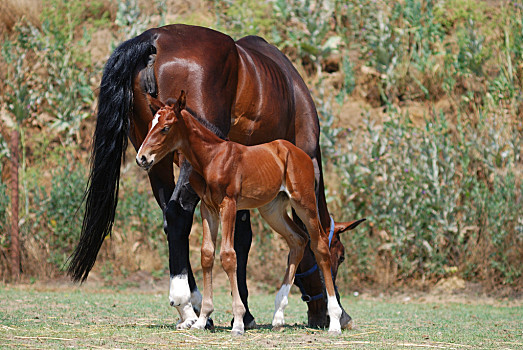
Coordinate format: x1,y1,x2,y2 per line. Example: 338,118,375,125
137,113,161,157
272,284,291,328
151,113,161,129
327,295,343,333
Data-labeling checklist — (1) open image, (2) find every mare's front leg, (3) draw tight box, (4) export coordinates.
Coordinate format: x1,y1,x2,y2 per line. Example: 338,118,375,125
220,197,246,335
164,160,202,329
192,203,219,330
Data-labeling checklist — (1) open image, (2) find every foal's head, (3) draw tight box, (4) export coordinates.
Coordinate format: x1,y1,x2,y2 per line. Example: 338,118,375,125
136,91,188,171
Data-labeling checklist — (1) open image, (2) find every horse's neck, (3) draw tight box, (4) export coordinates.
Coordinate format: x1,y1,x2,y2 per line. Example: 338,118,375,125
178,112,224,176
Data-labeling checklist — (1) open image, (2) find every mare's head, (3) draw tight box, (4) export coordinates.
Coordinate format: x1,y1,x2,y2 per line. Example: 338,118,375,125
136,91,187,171
299,218,365,329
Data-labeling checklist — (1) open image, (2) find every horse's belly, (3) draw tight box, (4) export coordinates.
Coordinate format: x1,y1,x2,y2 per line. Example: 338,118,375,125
229,114,289,146
236,187,282,210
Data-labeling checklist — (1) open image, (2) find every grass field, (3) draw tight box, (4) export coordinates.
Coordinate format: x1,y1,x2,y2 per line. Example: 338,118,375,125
0,284,521,349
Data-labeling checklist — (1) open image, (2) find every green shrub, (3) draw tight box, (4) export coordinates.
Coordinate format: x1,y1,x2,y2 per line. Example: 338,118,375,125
116,177,167,262
330,108,522,286
30,163,86,268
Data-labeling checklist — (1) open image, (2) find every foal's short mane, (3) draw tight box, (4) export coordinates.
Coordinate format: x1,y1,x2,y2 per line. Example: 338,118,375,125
164,97,228,140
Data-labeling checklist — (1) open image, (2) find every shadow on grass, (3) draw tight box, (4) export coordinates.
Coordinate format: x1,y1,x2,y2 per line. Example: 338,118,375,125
139,322,315,334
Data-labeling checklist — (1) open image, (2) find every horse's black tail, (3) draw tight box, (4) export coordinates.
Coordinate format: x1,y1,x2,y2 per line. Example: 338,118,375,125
67,30,157,282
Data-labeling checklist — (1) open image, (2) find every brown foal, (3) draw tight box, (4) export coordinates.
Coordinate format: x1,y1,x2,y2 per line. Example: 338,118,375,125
136,91,343,335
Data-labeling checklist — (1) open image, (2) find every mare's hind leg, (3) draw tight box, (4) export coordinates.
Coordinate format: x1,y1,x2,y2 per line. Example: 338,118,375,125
192,203,219,330
234,210,256,329
258,194,308,330
290,198,342,334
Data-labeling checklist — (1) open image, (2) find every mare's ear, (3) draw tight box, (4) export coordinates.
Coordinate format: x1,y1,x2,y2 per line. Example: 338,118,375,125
176,90,187,111
334,218,366,234
146,94,165,114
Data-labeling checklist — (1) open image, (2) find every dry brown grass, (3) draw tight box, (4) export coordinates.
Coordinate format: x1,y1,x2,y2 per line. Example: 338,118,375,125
0,0,42,33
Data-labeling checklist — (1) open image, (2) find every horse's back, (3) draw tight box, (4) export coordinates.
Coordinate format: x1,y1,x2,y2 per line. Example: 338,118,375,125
135,24,240,137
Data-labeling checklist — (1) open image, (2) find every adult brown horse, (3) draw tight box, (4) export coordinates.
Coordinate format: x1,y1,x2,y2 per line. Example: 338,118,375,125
67,24,360,329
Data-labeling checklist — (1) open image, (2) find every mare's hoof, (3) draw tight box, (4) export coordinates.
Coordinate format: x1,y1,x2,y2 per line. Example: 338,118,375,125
343,318,356,330
205,317,215,330
340,312,355,330
245,319,257,330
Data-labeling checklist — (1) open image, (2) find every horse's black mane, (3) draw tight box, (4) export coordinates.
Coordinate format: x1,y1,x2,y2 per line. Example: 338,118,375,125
164,97,228,141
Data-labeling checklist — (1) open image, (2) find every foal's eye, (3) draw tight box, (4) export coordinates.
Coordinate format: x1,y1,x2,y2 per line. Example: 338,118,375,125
161,126,170,134
339,256,345,264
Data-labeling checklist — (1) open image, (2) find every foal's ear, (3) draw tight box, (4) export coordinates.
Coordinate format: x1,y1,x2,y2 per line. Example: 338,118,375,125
334,218,366,234
146,94,165,114
176,90,187,111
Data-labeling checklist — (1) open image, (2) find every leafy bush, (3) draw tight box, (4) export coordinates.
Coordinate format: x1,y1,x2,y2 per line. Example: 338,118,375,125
330,108,522,286
29,162,86,268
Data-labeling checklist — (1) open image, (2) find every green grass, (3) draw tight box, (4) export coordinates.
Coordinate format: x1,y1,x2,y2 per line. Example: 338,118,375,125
0,285,521,349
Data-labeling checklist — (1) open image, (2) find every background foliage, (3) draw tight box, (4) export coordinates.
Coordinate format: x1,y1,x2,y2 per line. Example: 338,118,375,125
0,0,521,291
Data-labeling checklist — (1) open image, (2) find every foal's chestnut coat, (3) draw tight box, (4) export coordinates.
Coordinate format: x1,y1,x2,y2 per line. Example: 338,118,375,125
137,92,343,335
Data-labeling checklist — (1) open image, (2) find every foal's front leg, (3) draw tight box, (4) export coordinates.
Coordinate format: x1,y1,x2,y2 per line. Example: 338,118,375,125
192,203,219,330
220,197,247,335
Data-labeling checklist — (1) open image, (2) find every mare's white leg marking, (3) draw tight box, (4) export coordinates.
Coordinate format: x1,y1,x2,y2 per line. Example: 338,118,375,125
169,274,198,329
327,295,342,334
272,284,291,328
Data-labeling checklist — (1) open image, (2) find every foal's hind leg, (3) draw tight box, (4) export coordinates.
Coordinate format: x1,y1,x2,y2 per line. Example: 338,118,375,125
258,195,308,330
290,199,343,334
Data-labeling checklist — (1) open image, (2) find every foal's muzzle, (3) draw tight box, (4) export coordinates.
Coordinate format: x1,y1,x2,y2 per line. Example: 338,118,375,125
136,154,154,171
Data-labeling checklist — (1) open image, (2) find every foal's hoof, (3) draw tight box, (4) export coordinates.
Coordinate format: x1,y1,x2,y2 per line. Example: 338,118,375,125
191,318,207,330
231,315,257,330
272,325,284,332
328,329,342,335
231,328,244,336
176,317,197,330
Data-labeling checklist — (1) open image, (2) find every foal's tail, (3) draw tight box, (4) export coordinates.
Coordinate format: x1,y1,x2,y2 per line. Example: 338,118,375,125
67,30,157,282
